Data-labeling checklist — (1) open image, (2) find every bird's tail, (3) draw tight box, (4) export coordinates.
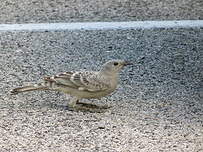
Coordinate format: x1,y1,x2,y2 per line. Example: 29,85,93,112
10,84,48,95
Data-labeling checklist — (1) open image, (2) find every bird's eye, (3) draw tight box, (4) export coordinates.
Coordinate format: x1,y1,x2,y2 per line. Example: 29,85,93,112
114,62,119,66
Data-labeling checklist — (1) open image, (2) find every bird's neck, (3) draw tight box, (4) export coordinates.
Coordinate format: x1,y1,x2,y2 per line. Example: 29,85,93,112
99,70,119,79
99,70,119,90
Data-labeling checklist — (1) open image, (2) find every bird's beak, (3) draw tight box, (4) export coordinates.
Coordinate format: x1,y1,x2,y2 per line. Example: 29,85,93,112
123,61,133,66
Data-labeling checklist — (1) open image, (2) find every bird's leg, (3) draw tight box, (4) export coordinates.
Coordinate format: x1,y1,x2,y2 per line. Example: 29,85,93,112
68,97,79,108
76,99,111,109
67,96,111,112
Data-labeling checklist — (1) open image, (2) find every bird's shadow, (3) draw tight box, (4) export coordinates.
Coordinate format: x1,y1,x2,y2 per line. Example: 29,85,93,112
49,102,111,113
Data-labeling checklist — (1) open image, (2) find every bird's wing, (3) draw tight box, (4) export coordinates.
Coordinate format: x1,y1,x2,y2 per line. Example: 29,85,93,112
43,71,110,92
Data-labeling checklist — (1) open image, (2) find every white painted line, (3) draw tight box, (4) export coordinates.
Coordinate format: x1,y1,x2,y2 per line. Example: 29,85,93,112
0,20,203,32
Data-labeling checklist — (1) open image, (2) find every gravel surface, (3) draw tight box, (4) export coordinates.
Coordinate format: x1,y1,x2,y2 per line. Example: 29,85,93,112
0,0,202,24
0,28,202,151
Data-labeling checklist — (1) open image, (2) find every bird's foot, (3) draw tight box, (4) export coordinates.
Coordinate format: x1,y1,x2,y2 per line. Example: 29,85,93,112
77,102,111,109
67,102,111,113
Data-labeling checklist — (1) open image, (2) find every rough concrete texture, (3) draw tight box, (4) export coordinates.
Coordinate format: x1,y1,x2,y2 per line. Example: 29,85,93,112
0,28,202,151
0,0,202,24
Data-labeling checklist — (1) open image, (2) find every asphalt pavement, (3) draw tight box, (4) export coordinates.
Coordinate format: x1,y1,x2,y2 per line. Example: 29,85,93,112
0,0,202,23
0,0,203,151
0,27,202,151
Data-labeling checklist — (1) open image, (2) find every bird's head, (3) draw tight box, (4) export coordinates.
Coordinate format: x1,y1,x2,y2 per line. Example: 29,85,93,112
100,60,132,76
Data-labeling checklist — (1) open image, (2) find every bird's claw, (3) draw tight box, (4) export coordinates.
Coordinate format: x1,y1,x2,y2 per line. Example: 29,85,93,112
67,102,111,113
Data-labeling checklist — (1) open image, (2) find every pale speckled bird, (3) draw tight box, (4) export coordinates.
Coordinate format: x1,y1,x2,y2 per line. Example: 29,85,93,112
11,60,131,108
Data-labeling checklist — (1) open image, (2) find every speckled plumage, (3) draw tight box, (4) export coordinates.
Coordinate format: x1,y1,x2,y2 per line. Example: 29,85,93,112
11,60,131,108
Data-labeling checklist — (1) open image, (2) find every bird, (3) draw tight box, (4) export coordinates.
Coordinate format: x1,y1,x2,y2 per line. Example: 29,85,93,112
11,60,132,109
